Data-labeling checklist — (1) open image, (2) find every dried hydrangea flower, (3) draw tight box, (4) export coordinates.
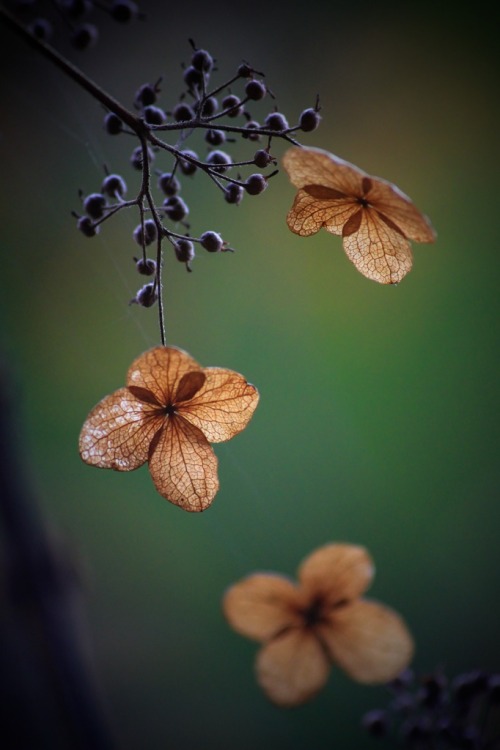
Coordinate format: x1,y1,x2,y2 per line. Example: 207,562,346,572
79,346,259,511
283,146,436,284
223,543,414,706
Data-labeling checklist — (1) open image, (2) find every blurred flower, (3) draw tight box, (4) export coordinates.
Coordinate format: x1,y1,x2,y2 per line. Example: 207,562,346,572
79,346,259,511
283,146,436,285
223,543,414,706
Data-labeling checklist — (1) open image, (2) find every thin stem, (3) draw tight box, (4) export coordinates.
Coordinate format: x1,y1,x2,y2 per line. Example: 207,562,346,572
138,136,166,345
0,4,143,135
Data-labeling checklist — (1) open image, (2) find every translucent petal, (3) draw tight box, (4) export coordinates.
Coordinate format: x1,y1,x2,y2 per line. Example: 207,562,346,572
283,145,435,283
79,387,162,470
148,414,219,512
256,629,331,706
286,189,358,237
342,208,414,284
298,544,374,606
179,367,259,443
223,574,302,642
283,146,367,195
126,346,202,405
318,599,414,684
366,179,436,243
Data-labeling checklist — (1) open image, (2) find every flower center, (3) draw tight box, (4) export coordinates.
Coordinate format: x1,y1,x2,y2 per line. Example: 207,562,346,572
165,403,176,416
302,597,326,628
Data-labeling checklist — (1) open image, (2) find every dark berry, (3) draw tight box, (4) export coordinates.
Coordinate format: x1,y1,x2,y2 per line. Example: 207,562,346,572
101,174,127,199
172,102,195,122
242,120,261,141
134,83,157,108
111,0,138,22
71,22,98,50
163,196,189,222
200,231,223,252
361,710,389,738
191,49,213,73
207,150,231,173
28,18,53,41
183,65,203,90
201,96,218,117
222,94,243,117
61,0,91,19
174,238,195,263
83,193,106,219
77,215,98,237
245,173,267,195
178,150,198,175
134,257,156,275
299,107,321,132
131,282,157,307
104,112,122,135
133,219,157,246
264,112,289,131
130,145,155,170
237,62,252,78
453,671,488,706
253,149,273,168
224,183,244,205
245,79,266,101
143,105,166,125
205,129,225,146
158,172,181,196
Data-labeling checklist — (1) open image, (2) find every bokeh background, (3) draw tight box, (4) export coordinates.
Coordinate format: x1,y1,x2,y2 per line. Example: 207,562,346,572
1,1,499,748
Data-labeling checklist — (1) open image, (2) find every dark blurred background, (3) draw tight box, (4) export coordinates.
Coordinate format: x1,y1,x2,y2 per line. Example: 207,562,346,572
0,1,499,748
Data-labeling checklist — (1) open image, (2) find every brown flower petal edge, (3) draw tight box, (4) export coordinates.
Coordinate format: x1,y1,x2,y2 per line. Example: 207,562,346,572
223,574,302,641
256,629,331,707
318,599,415,684
79,346,259,512
282,145,436,285
298,543,374,606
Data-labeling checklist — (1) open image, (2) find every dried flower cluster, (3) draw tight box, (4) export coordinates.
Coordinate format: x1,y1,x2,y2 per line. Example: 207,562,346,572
79,346,259,511
284,146,436,284
223,544,414,706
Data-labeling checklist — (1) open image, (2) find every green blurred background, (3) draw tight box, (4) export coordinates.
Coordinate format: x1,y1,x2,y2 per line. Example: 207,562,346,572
1,1,499,748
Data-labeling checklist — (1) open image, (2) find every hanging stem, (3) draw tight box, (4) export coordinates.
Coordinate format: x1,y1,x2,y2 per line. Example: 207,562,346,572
0,3,168,344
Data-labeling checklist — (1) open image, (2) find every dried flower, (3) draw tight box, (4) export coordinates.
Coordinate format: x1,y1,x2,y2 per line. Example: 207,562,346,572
223,543,414,707
79,347,259,511
283,146,436,284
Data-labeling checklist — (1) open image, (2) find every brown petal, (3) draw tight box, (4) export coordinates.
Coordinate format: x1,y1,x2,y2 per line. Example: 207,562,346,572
178,367,259,443
174,371,206,403
223,574,302,642
298,544,374,606
256,629,331,707
342,208,413,284
283,146,366,195
148,414,219,512
79,387,163,470
318,599,414,684
286,189,357,237
126,347,202,405
364,178,436,243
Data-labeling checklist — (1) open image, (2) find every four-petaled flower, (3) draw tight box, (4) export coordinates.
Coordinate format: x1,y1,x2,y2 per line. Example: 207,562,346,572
223,543,414,706
283,145,436,284
79,346,259,511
